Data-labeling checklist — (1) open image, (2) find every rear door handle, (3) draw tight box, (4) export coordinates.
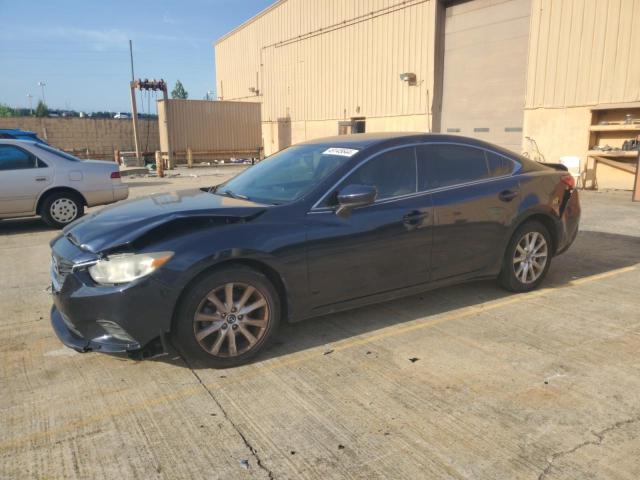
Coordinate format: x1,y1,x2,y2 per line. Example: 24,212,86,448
498,189,519,202
35,177,48,182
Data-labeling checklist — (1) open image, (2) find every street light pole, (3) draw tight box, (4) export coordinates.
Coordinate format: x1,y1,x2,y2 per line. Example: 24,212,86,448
26,94,33,114
37,82,46,104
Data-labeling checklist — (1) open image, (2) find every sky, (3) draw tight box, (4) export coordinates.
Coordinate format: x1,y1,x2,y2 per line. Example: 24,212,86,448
0,0,274,113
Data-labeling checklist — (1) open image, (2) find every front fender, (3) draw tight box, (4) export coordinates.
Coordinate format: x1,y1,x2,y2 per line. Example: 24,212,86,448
149,222,309,326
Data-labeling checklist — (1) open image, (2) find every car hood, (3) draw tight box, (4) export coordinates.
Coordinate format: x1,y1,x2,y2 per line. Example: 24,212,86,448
62,189,267,253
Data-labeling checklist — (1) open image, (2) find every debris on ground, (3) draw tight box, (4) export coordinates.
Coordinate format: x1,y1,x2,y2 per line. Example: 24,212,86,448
323,349,334,355
239,459,250,469
409,357,419,363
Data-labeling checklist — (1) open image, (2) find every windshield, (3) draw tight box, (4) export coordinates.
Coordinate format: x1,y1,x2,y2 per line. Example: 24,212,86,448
217,144,358,204
33,143,80,162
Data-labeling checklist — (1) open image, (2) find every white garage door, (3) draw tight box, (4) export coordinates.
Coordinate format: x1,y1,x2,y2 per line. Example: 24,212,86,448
440,0,531,152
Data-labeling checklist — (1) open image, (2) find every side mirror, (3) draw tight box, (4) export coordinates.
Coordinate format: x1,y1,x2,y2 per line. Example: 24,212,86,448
335,184,377,217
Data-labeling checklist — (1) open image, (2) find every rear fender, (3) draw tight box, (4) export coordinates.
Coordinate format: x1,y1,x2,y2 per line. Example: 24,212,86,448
507,206,561,255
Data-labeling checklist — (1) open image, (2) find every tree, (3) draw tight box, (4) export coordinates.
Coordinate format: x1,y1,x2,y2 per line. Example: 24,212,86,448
0,103,14,117
171,80,188,99
35,100,49,117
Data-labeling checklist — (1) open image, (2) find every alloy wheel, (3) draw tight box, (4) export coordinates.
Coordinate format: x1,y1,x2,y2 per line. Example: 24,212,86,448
513,231,548,284
49,198,78,224
193,282,270,357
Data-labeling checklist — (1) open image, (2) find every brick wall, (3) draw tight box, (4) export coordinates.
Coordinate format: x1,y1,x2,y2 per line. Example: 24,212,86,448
0,117,159,159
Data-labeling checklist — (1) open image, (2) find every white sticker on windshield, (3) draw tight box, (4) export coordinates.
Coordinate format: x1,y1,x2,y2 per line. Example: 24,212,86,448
322,147,359,157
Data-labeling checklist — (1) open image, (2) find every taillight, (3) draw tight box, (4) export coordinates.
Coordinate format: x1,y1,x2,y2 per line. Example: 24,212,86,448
560,174,575,189
110,171,121,179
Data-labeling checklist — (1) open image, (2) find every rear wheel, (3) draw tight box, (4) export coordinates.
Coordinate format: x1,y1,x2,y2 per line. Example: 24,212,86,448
41,191,84,228
174,266,280,368
499,221,552,292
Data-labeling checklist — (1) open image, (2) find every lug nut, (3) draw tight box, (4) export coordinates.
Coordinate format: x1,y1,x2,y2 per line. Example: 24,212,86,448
232,324,238,330
231,307,237,313
238,315,243,320
221,324,228,329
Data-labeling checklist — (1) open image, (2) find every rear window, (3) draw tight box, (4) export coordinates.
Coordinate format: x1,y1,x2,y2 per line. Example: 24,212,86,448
417,145,518,190
417,144,488,189
33,143,80,162
486,151,515,177
0,145,37,170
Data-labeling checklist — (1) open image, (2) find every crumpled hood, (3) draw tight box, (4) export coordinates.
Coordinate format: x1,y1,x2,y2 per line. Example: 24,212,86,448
63,189,267,253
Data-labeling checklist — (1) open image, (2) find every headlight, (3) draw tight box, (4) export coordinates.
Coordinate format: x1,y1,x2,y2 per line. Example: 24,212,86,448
88,251,173,285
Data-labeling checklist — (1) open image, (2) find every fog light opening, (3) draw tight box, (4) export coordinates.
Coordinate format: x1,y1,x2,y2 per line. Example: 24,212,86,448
96,320,135,342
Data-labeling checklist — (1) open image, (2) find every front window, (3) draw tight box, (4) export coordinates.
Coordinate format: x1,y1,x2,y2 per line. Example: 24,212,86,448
325,147,417,206
216,144,356,204
33,143,80,162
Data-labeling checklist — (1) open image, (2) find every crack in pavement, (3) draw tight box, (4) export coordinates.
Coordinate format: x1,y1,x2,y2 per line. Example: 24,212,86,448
538,415,640,480
183,358,275,480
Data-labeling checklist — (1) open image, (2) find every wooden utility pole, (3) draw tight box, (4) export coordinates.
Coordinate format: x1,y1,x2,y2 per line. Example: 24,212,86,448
162,86,174,169
155,151,164,177
633,150,640,202
133,79,173,168
129,41,141,165
129,82,142,165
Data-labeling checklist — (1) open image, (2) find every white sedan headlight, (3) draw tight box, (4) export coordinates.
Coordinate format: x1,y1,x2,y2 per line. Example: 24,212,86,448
88,252,173,285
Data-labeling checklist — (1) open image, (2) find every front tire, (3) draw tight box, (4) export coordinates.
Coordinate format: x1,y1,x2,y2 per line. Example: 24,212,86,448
41,191,84,228
173,266,281,368
499,221,552,292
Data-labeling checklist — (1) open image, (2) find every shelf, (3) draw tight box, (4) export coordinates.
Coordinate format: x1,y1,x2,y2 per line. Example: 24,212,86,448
593,157,638,175
589,124,640,132
591,101,640,111
587,150,639,158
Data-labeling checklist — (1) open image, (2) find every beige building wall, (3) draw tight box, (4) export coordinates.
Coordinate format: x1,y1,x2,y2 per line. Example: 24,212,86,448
522,0,640,189
0,117,159,158
216,0,639,189
215,0,438,155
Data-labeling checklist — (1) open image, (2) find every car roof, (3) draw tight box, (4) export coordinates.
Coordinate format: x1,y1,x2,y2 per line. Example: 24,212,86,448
298,132,420,148
296,132,517,153
0,129,38,135
0,139,38,146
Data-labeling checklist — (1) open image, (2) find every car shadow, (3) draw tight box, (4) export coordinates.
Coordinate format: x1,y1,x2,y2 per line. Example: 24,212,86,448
152,229,640,369
0,217,54,235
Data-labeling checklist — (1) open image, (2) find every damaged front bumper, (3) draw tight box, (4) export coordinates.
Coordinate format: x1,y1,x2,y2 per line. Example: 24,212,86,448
49,234,178,357
50,305,141,353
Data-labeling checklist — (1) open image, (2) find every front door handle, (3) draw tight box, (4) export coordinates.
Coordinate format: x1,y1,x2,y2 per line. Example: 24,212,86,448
498,189,519,202
403,210,428,225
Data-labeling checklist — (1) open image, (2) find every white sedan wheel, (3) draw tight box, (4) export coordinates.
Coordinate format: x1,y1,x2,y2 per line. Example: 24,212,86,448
49,198,79,224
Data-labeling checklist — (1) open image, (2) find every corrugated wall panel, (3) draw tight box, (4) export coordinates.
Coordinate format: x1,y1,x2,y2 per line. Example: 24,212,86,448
215,0,434,123
526,0,640,108
157,100,261,155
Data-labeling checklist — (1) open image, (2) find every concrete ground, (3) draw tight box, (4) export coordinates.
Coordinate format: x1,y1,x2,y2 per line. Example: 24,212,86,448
1,168,639,480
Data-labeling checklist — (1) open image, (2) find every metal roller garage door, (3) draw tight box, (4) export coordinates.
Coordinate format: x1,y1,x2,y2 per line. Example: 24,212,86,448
440,0,531,152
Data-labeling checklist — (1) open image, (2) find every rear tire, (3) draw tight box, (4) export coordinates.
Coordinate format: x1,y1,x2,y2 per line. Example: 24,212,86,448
41,191,84,228
499,221,552,292
173,265,281,368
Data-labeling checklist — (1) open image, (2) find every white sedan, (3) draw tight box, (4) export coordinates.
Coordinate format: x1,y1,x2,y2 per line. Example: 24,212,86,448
0,140,128,228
